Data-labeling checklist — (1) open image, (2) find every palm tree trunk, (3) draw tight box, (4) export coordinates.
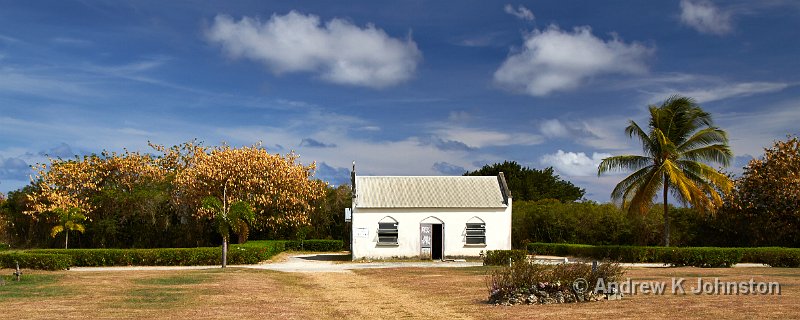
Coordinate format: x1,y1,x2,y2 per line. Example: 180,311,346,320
222,237,228,268
663,175,670,247
65,231,69,249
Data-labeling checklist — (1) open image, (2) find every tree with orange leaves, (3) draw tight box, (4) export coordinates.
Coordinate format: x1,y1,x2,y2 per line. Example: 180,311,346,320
173,143,325,267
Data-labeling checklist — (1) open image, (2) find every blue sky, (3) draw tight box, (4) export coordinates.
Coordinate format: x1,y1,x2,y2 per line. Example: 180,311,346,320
1,0,799,201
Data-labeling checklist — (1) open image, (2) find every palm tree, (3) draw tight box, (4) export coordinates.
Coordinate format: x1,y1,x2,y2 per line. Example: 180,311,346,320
51,207,87,249
598,95,733,246
202,196,254,268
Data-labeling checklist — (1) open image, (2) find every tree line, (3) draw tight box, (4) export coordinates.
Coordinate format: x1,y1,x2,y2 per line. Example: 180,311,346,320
0,142,351,249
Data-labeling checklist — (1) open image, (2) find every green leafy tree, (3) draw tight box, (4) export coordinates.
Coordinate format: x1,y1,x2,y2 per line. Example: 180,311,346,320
202,196,254,268
465,161,585,202
598,95,733,246
51,207,87,249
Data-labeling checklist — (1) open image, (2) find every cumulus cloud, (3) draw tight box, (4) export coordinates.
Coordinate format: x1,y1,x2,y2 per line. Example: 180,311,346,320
679,0,732,35
432,162,467,175
494,25,652,96
206,11,422,88
504,4,535,21
540,150,612,176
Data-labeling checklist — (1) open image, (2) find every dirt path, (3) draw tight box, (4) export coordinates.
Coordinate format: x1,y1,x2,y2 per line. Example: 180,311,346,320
305,271,473,320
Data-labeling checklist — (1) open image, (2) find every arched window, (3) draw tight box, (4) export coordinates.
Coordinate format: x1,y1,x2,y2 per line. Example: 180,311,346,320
466,217,486,245
377,217,399,245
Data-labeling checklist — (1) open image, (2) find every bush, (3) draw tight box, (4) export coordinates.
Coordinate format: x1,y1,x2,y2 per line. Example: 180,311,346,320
741,247,800,267
283,239,344,252
527,243,744,268
0,252,72,270
483,250,528,266
0,243,9,251
487,260,625,305
25,242,286,267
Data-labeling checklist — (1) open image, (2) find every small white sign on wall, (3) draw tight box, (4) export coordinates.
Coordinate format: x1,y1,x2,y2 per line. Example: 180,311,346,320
355,228,369,238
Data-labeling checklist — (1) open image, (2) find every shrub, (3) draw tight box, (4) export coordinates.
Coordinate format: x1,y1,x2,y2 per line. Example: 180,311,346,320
283,239,344,252
483,250,528,266
0,252,72,270
665,247,742,268
527,243,745,268
741,247,800,267
25,243,285,267
0,243,9,251
487,260,625,305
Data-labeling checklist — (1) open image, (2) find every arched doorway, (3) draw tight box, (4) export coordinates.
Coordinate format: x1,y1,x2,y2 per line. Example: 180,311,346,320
420,216,444,260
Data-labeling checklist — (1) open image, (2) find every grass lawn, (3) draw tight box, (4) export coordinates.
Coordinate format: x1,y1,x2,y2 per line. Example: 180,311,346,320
0,266,797,319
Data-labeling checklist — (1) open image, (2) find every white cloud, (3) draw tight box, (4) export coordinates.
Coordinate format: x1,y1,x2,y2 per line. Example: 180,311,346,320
680,0,732,35
206,11,422,88
494,25,652,96
504,4,535,21
656,81,789,103
433,126,543,148
539,119,569,138
716,99,800,156
540,150,612,176
537,117,634,151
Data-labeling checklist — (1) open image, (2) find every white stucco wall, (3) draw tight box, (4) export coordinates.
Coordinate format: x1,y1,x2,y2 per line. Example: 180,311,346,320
351,199,512,260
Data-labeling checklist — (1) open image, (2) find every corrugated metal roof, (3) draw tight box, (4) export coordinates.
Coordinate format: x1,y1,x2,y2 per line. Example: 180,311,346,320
355,176,508,208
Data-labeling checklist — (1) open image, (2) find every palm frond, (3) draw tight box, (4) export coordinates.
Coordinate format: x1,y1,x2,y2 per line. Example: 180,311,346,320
679,144,733,167
598,155,653,175
610,165,655,205
51,225,64,238
625,166,664,214
624,120,654,154
677,127,728,152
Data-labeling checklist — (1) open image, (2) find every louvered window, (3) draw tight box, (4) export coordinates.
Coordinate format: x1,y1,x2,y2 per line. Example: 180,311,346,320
378,222,399,244
466,223,486,244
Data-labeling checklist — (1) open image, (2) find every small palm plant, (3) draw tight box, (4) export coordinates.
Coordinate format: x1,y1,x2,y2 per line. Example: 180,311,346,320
202,196,254,268
51,207,87,249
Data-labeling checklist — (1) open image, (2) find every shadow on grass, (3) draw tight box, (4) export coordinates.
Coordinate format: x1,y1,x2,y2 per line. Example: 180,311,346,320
298,254,351,262
0,274,70,301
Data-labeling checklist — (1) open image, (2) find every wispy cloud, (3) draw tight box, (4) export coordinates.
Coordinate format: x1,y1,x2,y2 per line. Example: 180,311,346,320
680,0,733,35
433,125,543,148
206,11,422,88
494,25,653,96
504,4,535,21
432,161,466,175
657,81,790,103
299,138,337,148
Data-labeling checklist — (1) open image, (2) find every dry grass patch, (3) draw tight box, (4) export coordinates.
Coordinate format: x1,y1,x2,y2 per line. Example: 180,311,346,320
355,266,800,320
1,266,798,319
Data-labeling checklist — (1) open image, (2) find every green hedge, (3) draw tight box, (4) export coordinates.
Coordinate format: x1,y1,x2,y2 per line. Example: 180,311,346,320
527,243,800,268
0,243,9,251
7,239,341,269
741,247,800,267
284,240,344,252
26,241,287,267
483,250,528,266
0,252,72,270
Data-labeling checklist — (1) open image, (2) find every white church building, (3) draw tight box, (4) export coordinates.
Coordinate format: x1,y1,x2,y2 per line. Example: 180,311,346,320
349,171,512,260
